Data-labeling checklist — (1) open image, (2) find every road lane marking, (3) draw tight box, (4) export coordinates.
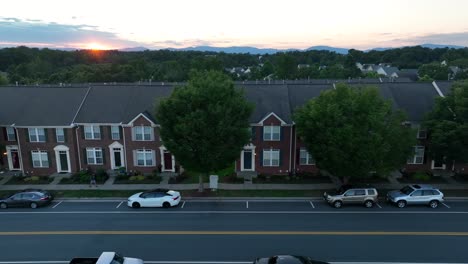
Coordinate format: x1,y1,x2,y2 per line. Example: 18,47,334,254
246,201,248,209
116,201,123,208
2,210,468,215
181,201,186,208
0,261,465,264
1,231,468,236
309,201,315,208
442,202,450,208
376,203,382,209
52,201,62,209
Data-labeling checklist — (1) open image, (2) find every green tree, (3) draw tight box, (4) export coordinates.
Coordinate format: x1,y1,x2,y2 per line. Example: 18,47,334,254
418,63,450,80
0,73,8,85
424,81,468,165
294,83,414,183
155,71,254,191
275,53,297,79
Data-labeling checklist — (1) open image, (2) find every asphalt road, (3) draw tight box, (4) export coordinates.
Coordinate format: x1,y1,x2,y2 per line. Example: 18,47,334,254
1,199,468,263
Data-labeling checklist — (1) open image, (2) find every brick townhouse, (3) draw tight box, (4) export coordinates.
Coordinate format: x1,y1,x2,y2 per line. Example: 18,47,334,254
0,80,466,177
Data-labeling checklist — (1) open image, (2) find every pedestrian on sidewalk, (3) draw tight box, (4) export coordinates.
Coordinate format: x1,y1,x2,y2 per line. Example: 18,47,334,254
89,174,97,187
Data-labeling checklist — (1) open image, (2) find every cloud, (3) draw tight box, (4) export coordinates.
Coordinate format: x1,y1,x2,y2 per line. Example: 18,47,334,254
0,17,144,49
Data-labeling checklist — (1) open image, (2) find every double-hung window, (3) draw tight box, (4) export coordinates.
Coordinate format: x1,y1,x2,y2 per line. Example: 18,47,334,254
407,146,425,164
263,149,280,167
86,148,103,165
28,128,46,142
56,128,65,142
111,126,120,140
6,127,15,141
136,149,154,166
263,125,280,141
84,125,100,140
31,150,49,168
299,148,315,165
133,126,152,141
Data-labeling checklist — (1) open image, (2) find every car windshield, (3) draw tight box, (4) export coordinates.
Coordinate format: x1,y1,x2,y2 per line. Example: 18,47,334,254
400,186,414,195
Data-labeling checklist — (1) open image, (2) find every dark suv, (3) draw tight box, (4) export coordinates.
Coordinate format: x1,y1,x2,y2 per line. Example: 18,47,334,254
0,189,53,209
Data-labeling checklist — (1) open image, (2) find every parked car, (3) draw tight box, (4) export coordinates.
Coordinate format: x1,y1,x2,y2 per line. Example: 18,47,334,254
387,184,444,208
323,185,378,208
253,255,328,264
69,251,143,264
0,189,53,209
127,189,181,208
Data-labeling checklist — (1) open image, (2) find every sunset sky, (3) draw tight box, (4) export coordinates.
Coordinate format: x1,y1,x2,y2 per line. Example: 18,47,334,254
1,0,468,50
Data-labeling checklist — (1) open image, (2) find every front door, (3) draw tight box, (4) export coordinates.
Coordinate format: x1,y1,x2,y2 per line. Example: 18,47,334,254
8,148,21,170
432,156,446,169
114,150,122,168
163,151,173,171
59,151,69,172
242,150,252,170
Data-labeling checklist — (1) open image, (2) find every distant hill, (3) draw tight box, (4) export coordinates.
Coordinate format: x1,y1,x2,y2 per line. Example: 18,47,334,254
420,43,465,49
165,45,350,54
119,47,150,52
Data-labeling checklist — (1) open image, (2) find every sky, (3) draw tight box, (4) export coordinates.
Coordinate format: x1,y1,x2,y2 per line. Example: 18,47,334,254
1,0,468,50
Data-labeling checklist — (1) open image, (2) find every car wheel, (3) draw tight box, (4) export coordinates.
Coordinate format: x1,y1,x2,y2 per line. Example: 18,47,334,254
163,202,171,208
333,201,343,208
0,202,7,209
429,200,439,209
132,202,141,209
30,202,38,209
397,200,407,208
364,200,374,208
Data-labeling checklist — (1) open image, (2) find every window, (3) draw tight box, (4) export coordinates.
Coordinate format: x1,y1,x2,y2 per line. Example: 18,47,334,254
133,126,152,141
28,128,46,142
263,125,280,141
84,125,100,140
417,128,427,139
411,190,423,196
355,190,366,196
56,128,65,142
263,149,280,167
407,146,424,164
6,127,15,141
136,149,154,166
86,148,103,165
367,189,376,195
344,190,355,196
111,126,120,140
299,148,315,165
31,150,49,168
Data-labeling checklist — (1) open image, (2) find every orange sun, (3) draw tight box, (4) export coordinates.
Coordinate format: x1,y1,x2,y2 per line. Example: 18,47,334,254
86,42,109,50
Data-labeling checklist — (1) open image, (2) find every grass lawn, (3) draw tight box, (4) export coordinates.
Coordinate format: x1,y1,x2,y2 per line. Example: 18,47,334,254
59,174,108,184
398,176,448,184
349,177,390,184
113,175,162,184
253,175,332,184
5,176,53,185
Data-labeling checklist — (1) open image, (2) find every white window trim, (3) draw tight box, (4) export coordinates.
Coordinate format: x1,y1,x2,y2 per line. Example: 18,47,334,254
31,150,49,168
133,126,154,141
86,147,103,165
417,128,427,139
263,125,281,141
56,128,65,143
6,127,15,141
28,128,45,142
111,126,120,140
263,149,280,167
407,146,425,164
135,149,155,167
84,125,101,140
299,148,315,165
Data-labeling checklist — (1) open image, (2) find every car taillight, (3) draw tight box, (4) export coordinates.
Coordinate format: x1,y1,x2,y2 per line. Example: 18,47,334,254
40,196,49,200
173,196,179,200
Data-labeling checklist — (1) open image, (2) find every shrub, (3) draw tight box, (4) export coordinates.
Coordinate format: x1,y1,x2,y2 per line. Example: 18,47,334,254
136,175,145,181
412,171,431,181
31,176,40,181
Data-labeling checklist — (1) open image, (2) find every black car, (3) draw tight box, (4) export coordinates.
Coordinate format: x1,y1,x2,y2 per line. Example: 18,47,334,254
254,255,329,264
0,189,53,209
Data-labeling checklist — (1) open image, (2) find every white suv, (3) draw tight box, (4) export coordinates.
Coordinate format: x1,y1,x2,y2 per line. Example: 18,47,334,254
387,184,444,208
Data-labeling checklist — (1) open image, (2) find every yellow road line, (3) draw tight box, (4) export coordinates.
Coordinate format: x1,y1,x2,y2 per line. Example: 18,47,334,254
1,231,468,236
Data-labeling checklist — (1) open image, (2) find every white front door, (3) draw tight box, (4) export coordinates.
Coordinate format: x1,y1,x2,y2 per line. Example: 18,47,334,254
109,142,125,170
6,146,21,171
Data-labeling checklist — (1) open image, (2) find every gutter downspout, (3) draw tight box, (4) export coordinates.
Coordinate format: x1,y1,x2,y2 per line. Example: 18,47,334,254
122,122,127,172
293,124,297,174
13,125,25,175
289,125,292,174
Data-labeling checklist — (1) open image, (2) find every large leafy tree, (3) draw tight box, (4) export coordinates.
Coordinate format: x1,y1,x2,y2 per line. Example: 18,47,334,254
155,71,254,191
424,81,468,165
294,83,414,183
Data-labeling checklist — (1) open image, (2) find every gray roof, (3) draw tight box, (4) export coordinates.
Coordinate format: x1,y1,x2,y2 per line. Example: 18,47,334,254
381,67,399,76
287,84,333,111
434,81,453,96
0,86,89,126
240,84,292,123
74,85,174,124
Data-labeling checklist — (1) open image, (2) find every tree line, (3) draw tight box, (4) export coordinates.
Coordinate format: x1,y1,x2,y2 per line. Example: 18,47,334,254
0,45,467,85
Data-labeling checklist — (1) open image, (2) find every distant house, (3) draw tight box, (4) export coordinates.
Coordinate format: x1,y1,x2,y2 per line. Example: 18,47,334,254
398,69,419,81
297,64,310,69
377,66,400,78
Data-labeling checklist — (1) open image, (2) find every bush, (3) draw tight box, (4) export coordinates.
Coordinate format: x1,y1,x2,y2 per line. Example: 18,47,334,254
412,171,431,181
